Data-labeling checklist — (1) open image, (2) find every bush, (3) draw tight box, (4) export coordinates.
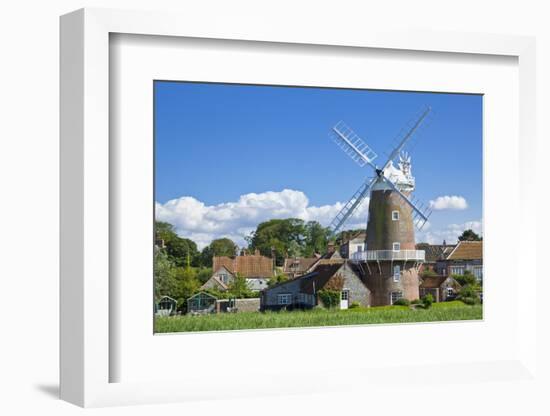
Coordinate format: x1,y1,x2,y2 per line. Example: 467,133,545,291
393,298,410,306
421,293,434,309
456,284,481,305
453,271,477,287
349,301,361,309
410,299,421,305
318,290,341,309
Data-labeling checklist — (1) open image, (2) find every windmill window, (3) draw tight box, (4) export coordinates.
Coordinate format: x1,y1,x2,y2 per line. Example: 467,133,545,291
392,242,401,252
390,291,403,304
393,265,401,282
392,210,400,221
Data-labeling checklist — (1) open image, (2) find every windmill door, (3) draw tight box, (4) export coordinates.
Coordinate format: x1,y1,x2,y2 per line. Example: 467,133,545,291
340,290,349,310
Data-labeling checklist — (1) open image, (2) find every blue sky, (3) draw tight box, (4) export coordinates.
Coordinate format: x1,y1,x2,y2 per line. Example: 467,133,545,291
155,81,482,248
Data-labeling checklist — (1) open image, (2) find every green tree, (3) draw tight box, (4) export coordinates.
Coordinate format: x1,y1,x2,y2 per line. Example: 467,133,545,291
200,238,238,267
172,267,201,312
155,221,199,267
458,229,482,242
227,273,253,298
154,250,178,300
303,221,331,257
268,271,289,287
247,218,306,266
452,270,477,287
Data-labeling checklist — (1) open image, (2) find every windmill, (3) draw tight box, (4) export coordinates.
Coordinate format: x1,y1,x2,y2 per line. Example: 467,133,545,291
327,105,433,305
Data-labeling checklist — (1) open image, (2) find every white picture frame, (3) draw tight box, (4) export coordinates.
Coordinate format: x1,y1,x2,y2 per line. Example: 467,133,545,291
60,7,538,408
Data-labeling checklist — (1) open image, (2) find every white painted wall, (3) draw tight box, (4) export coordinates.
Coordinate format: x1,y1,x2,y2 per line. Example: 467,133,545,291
0,1,548,415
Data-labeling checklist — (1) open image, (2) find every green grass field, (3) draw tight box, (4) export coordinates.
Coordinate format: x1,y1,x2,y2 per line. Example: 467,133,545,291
154,301,482,333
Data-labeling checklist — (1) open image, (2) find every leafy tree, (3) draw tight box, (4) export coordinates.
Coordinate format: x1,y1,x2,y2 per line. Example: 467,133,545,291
172,267,201,312
227,273,253,298
452,270,477,287
268,271,289,287
155,221,199,267
196,267,213,285
154,250,178,300
458,229,482,242
303,221,331,257
247,218,306,266
200,238,238,267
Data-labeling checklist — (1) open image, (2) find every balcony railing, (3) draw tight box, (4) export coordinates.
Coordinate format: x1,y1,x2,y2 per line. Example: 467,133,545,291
351,250,425,262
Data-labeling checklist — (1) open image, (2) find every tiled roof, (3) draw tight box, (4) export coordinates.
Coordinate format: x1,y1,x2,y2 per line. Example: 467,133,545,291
213,253,274,278
283,257,320,275
446,241,483,260
416,243,456,262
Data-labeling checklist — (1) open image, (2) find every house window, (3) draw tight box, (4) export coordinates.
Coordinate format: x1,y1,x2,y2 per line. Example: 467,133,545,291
341,290,349,301
219,273,228,283
393,265,401,282
446,287,454,297
357,245,363,252
390,291,403,304
450,266,465,275
392,210,400,221
473,266,483,280
392,242,400,252
277,294,292,305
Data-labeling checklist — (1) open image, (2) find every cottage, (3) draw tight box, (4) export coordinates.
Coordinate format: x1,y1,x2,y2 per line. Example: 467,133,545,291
419,276,461,302
261,260,370,310
444,241,483,281
212,250,274,290
200,265,234,291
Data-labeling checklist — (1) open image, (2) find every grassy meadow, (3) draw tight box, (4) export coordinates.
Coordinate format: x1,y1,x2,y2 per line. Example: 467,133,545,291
154,301,482,333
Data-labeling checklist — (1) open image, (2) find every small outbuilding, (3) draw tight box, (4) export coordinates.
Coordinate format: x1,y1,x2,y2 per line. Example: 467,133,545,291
187,292,217,314
419,276,461,302
155,295,177,316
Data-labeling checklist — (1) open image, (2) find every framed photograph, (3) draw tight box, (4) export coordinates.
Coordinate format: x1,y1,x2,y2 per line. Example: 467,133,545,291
60,8,537,408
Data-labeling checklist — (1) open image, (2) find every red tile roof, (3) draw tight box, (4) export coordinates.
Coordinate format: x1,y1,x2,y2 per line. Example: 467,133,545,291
446,241,483,260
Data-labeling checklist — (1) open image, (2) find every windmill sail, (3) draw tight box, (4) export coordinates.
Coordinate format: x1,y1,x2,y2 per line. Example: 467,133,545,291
381,106,431,171
328,177,375,235
383,177,431,229
331,121,378,169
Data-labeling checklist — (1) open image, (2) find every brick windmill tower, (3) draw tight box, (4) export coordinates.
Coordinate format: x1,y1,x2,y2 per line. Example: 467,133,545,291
327,106,433,305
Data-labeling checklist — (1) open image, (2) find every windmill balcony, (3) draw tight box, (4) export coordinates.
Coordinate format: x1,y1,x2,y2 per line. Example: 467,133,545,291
351,249,425,262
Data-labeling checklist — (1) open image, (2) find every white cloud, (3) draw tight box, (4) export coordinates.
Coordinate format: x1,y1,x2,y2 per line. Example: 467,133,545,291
429,195,468,210
416,220,482,245
156,189,369,249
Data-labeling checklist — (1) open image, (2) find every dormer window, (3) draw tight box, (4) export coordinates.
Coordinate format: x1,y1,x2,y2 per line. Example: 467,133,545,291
392,210,400,221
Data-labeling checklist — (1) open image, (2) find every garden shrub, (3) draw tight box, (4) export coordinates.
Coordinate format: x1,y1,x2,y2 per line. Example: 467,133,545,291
457,284,481,305
393,298,410,306
421,293,434,309
349,301,361,309
318,290,341,309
